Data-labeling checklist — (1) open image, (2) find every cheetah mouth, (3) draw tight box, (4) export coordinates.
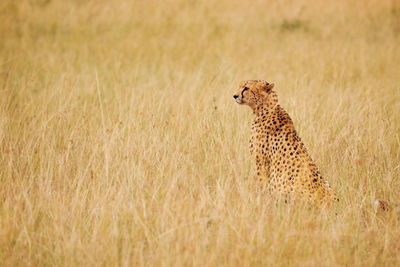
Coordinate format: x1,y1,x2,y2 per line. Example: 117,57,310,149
235,99,244,104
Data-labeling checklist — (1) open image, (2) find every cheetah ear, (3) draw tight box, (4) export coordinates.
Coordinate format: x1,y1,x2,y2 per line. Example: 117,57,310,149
260,83,274,97
264,82,275,92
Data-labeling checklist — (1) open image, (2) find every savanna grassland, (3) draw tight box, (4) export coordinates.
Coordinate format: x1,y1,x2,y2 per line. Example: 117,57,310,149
1,0,400,266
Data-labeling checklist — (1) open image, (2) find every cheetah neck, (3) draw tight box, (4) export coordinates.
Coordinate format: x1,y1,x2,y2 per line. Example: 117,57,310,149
252,93,278,114
253,103,278,116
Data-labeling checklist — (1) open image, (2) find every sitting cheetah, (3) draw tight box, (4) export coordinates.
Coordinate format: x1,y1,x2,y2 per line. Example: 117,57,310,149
233,80,338,206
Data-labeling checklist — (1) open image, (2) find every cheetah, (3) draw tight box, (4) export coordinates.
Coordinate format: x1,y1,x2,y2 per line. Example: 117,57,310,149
233,80,338,206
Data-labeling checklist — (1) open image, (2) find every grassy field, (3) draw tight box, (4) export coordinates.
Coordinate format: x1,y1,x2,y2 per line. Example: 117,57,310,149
1,0,400,265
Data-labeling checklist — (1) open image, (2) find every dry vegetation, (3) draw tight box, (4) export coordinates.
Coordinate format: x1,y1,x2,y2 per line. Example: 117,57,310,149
1,0,400,266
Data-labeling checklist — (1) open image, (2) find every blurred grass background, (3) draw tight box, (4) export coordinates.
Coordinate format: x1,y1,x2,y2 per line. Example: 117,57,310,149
0,0,399,265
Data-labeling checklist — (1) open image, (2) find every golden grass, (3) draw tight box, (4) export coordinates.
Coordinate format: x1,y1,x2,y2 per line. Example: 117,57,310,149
1,0,399,265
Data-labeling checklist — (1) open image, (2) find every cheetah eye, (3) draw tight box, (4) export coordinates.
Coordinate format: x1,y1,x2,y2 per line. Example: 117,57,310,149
241,87,249,98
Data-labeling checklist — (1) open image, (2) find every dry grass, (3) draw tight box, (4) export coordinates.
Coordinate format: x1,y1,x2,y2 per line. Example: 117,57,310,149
1,0,400,266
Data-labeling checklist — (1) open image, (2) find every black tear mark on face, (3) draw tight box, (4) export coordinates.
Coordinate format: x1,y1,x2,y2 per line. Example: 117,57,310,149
241,87,249,99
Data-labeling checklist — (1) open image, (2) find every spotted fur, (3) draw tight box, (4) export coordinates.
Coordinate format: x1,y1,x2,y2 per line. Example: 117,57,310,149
233,80,338,206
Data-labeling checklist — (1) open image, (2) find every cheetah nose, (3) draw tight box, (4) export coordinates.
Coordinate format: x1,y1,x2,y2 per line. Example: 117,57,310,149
233,95,238,99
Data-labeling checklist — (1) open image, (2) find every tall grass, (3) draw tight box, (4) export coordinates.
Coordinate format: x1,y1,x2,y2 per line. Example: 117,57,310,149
0,0,399,265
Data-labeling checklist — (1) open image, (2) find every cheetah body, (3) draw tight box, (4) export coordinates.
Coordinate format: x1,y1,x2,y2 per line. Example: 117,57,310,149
234,80,337,205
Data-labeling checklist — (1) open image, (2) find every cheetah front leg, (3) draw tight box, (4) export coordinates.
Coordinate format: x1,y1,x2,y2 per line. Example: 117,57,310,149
250,136,270,189
254,155,271,190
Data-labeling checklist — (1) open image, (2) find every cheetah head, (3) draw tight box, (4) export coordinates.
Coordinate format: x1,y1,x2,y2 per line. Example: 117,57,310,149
233,80,276,111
